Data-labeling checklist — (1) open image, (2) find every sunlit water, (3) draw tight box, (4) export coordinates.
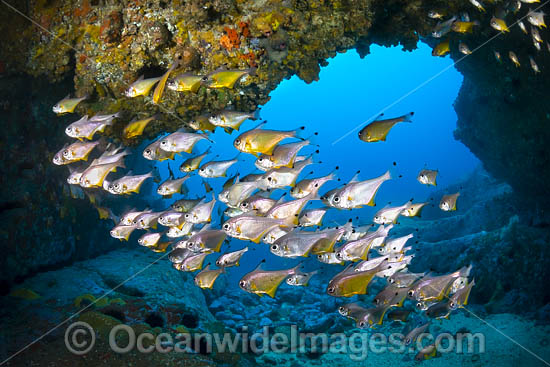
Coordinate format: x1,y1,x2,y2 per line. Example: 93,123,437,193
142,43,479,283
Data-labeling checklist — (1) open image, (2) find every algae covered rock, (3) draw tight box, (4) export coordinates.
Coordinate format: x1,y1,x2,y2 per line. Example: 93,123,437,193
18,247,214,322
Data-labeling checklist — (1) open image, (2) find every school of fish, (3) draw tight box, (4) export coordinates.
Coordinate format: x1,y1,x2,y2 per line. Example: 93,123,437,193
51,63,473,360
429,0,546,74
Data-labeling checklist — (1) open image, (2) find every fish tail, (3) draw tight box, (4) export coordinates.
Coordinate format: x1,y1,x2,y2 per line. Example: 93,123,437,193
402,112,414,122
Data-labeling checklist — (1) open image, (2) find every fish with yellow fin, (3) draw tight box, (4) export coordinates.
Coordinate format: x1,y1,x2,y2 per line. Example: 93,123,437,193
451,20,479,33
356,304,392,327
123,115,159,139
151,241,171,253
62,140,101,162
415,343,439,361
188,114,217,132
152,62,178,104
53,95,87,115
65,114,119,141
239,260,301,297
124,75,162,98
209,110,259,132
509,51,520,67
105,172,154,195
527,9,546,28
168,73,203,93
358,112,414,142
432,39,450,56
216,247,249,267
328,170,391,209
203,68,256,89
401,202,428,218
143,140,176,161
326,263,383,297
233,122,304,156
417,168,438,186
439,192,460,211
286,269,318,286
80,159,124,188
222,215,293,243
159,130,211,153
180,147,211,173
490,16,510,32
469,0,486,12
110,224,138,241
194,264,225,289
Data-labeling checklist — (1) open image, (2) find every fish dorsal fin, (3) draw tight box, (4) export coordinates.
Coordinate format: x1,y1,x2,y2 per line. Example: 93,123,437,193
253,259,266,272
167,164,174,180
275,193,287,206
199,223,212,233
349,170,361,184
252,121,267,130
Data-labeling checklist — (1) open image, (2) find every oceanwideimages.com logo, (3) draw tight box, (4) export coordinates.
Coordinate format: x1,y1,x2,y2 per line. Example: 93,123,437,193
65,321,485,361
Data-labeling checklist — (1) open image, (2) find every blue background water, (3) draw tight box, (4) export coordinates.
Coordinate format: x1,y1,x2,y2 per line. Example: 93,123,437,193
146,43,479,283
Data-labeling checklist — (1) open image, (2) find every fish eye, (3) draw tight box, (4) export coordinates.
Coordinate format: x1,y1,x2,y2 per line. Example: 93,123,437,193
327,287,335,294
334,196,340,203
234,139,241,145
110,230,115,236
405,337,411,345
408,290,415,297
201,76,209,82
239,280,246,287
145,149,151,154
317,254,323,260
335,252,343,260
416,302,422,308
223,223,230,230
267,177,272,181
271,245,278,251
449,301,456,309
161,141,167,145
359,321,365,328
338,306,345,313
389,278,395,284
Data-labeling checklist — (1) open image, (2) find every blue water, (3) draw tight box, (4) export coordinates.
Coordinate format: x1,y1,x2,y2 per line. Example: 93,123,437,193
147,43,479,282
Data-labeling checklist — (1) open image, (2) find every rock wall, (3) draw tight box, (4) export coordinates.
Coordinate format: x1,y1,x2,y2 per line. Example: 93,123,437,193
0,75,124,293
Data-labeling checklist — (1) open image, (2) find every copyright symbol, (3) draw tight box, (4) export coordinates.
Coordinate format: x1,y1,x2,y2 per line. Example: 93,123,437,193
65,321,95,355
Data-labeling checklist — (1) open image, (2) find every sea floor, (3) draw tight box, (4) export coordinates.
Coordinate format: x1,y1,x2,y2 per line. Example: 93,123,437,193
1,247,549,366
